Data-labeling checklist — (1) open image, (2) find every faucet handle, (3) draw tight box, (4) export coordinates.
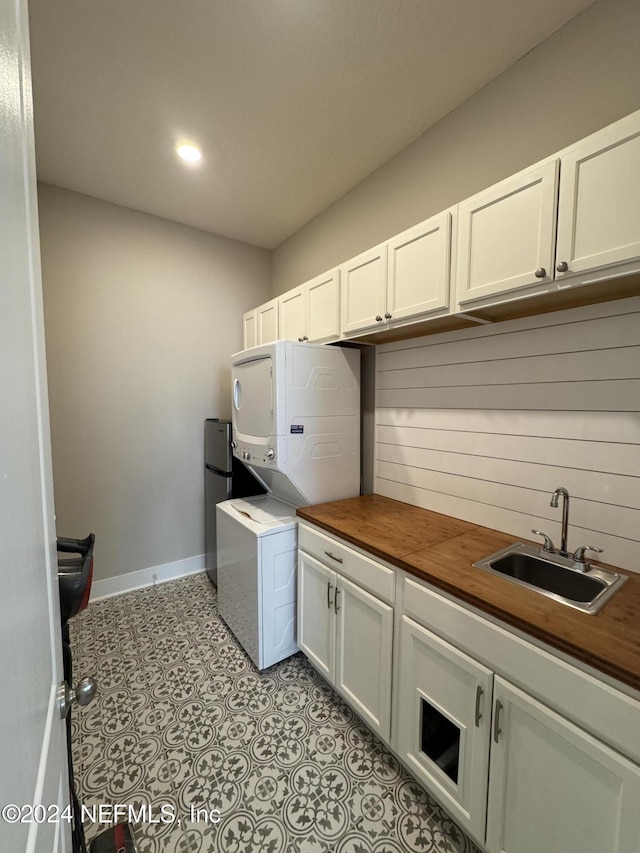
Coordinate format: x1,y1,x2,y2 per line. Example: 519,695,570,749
572,545,603,564
531,529,556,553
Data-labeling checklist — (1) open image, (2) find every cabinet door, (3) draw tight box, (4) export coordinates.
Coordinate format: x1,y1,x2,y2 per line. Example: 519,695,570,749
335,575,393,741
387,210,453,322
297,551,335,682
259,530,299,670
556,111,640,280
306,269,340,343
242,309,257,350
397,616,493,843
340,244,387,336
257,298,279,344
487,677,640,853
278,285,307,342
455,160,559,307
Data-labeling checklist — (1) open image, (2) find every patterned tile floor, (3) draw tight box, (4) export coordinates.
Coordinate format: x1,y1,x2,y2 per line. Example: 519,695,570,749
70,573,479,853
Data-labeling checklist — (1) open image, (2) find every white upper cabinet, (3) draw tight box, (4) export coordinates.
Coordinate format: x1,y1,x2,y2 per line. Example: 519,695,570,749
455,160,559,308
456,110,640,312
556,110,640,281
256,298,279,344
387,210,453,323
341,212,455,337
305,269,340,343
277,269,341,343
340,244,388,336
278,285,307,342
247,110,640,341
242,309,257,350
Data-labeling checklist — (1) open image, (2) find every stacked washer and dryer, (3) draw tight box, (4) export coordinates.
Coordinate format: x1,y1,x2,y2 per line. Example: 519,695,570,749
216,341,360,670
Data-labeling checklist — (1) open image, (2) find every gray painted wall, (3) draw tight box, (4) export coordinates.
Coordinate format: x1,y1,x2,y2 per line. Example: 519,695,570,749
271,0,640,295
39,184,271,582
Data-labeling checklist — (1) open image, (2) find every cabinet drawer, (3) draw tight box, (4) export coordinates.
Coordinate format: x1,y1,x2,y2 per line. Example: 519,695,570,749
299,523,395,604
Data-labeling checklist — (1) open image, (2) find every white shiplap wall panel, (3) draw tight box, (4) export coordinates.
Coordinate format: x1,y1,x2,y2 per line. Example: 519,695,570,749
377,347,640,389
376,446,640,510
375,296,640,572
377,380,640,411
377,408,640,444
377,297,640,367
376,426,640,477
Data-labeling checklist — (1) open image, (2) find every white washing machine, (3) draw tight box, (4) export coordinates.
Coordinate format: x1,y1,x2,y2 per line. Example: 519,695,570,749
216,495,299,670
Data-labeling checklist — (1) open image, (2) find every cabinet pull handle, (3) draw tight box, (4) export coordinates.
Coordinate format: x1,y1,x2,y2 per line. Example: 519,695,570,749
474,685,483,727
534,267,547,278
327,581,334,609
556,261,569,273
324,550,343,564
334,588,341,613
493,699,503,743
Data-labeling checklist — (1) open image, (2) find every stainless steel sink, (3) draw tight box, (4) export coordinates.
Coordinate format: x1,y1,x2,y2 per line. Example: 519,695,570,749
473,542,627,614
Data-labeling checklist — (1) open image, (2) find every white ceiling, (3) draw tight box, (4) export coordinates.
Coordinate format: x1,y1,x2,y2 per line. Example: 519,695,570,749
28,0,595,249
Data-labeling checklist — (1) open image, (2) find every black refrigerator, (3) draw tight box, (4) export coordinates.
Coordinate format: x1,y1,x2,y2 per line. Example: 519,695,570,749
204,418,264,584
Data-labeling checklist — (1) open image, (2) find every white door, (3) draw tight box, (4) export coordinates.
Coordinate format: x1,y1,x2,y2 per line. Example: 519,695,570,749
278,286,307,341
556,110,640,280
305,269,341,343
242,309,257,349
297,552,336,681
486,677,640,853
232,354,274,439
340,244,388,335
387,210,453,322
396,616,493,844
334,576,393,741
1,0,69,850
257,298,279,344
455,159,559,307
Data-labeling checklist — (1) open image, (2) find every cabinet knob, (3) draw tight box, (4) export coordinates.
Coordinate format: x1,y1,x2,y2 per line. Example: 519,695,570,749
556,261,569,273
384,312,392,320
303,336,309,341
375,315,383,322
534,268,547,279
298,337,303,342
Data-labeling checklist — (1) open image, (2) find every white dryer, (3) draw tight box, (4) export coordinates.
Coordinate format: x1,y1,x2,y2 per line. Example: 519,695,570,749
216,495,298,670
231,340,360,506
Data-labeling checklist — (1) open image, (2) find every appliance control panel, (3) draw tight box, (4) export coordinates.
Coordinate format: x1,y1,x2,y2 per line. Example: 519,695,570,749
233,439,278,468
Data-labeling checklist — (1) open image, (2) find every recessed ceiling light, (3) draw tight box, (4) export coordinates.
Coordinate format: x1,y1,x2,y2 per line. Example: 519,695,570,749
176,143,202,164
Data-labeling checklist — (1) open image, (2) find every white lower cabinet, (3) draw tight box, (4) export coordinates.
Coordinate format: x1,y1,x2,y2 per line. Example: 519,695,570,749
397,615,493,841
297,548,393,740
297,550,335,681
397,593,640,852
297,524,640,852
487,677,640,853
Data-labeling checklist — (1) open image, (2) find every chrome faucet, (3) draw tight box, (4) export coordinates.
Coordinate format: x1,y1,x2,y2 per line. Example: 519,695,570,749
550,487,570,557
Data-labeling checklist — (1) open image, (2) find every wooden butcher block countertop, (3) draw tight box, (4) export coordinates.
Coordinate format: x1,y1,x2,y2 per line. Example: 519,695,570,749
297,494,640,693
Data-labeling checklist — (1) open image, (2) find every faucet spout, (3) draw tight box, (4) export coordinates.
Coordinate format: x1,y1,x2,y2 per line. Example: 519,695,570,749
550,487,570,557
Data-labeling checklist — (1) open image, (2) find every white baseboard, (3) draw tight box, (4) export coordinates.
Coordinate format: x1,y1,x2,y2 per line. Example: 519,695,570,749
90,553,206,601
